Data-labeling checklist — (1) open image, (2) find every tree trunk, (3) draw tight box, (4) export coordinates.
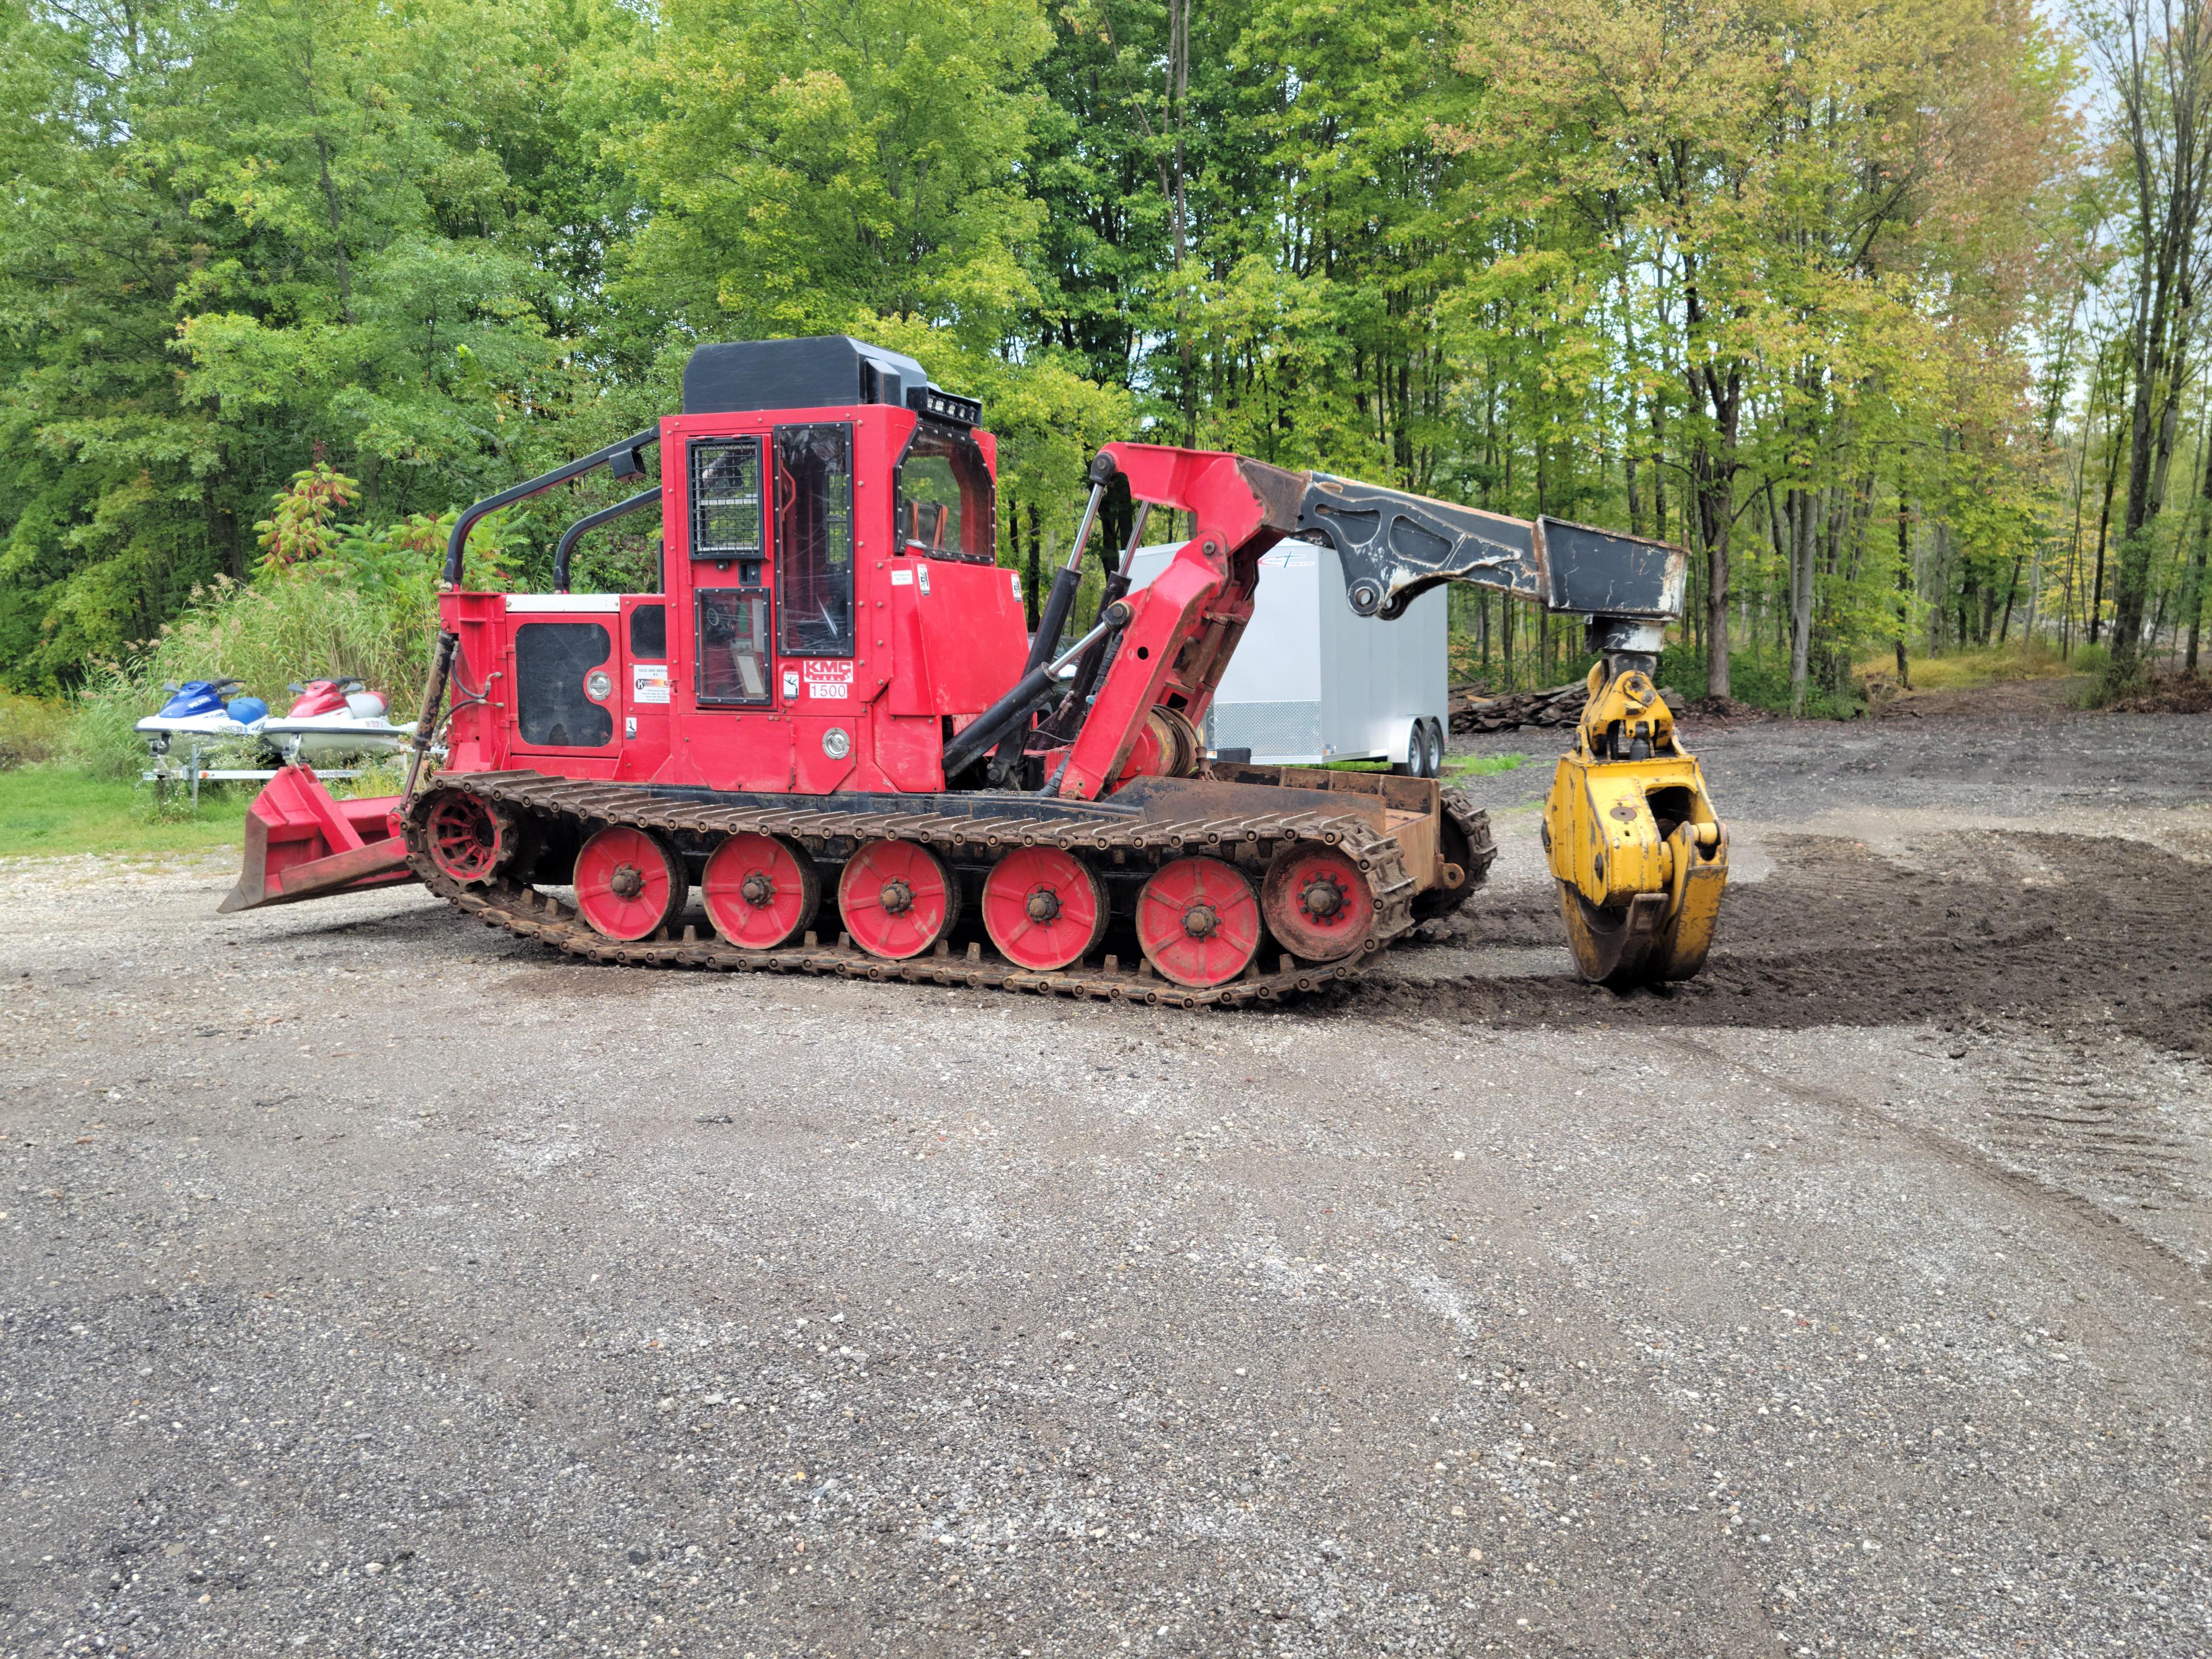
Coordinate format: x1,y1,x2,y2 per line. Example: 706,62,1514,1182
1024,502,1042,630
2108,5,2211,675
1789,487,1815,715
1894,460,1913,685
2190,536,2207,671
1167,0,1194,444
2091,426,2123,644
1690,406,1737,698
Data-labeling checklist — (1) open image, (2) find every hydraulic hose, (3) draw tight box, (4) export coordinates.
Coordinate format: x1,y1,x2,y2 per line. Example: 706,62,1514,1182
1046,499,1151,739
401,630,458,805
943,603,1131,781
992,451,1118,777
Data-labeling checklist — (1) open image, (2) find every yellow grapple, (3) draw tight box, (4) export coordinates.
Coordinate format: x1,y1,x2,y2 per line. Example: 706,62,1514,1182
1541,661,1728,986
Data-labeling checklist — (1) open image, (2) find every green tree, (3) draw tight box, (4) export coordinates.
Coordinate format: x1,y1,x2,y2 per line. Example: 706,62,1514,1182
0,0,634,691
614,0,1052,349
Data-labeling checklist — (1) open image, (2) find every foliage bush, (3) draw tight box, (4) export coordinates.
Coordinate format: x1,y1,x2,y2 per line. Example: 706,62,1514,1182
1653,647,1863,719
0,691,72,769
2070,642,2112,680
62,469,510,779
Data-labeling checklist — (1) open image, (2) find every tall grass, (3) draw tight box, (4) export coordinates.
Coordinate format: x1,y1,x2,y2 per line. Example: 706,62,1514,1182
1854,638,2081,692
0,691,72,768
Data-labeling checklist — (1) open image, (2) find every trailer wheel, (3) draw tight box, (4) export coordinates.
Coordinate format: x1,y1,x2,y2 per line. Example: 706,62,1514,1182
839,840,960,960
574,824,689,941
1422,717,1446,778
1392,719,1438,778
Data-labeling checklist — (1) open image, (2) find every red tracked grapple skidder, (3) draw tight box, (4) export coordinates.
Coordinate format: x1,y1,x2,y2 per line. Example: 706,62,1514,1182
222,336,1728,1005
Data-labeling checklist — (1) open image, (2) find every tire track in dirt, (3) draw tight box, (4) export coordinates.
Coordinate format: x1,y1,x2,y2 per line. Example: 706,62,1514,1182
1649,1030,2212,1319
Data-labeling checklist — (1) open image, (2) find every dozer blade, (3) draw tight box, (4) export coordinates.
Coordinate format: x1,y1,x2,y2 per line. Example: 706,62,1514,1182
219,765,416,913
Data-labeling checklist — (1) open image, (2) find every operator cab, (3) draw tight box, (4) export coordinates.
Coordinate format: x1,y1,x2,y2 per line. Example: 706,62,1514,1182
441,336,1028,797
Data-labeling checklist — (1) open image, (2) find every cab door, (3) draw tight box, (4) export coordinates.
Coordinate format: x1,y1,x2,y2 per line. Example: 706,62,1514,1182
677,430,793,790
772,421,861,794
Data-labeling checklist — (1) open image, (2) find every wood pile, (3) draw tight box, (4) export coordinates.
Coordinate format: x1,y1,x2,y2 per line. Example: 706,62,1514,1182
1448,681,1589,733
1448,680,1698,733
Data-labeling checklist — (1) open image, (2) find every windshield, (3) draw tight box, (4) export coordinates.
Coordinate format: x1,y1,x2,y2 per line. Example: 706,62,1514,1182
895,421,995,563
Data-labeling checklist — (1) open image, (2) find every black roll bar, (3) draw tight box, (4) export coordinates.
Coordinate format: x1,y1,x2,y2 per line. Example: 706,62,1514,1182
553,487,663,593
443,427,660,588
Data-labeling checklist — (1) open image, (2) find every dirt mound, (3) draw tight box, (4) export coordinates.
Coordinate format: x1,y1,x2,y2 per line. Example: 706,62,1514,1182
1336,829,2212,1057
2108,672,2212,715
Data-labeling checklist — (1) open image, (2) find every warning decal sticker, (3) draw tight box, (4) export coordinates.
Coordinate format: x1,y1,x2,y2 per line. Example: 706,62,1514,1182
631,663,671,705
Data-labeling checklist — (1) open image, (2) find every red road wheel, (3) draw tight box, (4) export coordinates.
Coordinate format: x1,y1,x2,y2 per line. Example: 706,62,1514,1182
1136,856,1261,988
1260,844,1374,962
574,824,688,942
982,846,1107,971
702,833,819,949
838,839,959,960
422,789,513,884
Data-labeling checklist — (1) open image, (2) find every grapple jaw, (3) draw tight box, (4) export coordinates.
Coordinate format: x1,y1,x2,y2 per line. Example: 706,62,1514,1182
1540,663,1729,986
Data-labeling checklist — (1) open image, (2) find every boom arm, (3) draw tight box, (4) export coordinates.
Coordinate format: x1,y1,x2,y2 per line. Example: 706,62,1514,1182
1296,473,1685,635
1048,444,1691,801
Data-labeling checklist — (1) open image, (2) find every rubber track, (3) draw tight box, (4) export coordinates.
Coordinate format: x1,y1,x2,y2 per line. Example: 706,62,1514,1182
402,771,1438,1009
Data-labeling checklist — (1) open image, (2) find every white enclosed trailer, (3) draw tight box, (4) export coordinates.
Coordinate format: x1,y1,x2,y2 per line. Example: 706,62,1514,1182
1123,539,1450,774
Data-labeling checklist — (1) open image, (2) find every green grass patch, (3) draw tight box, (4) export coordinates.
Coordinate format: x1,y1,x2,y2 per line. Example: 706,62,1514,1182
0,767,249,859
1447,752,1526,778
1324,752,1528,777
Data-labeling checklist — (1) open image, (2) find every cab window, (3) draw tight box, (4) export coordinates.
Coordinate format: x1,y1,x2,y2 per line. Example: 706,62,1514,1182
697,589,771,704
895,421,995,563
775,423,855,657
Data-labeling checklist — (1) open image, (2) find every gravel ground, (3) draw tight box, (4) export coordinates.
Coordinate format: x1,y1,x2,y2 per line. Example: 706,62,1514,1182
4,702,2210,1658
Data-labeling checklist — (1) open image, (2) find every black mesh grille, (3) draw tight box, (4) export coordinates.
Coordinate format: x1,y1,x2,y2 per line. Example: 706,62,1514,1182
514,622,613,748
689,438,762,558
